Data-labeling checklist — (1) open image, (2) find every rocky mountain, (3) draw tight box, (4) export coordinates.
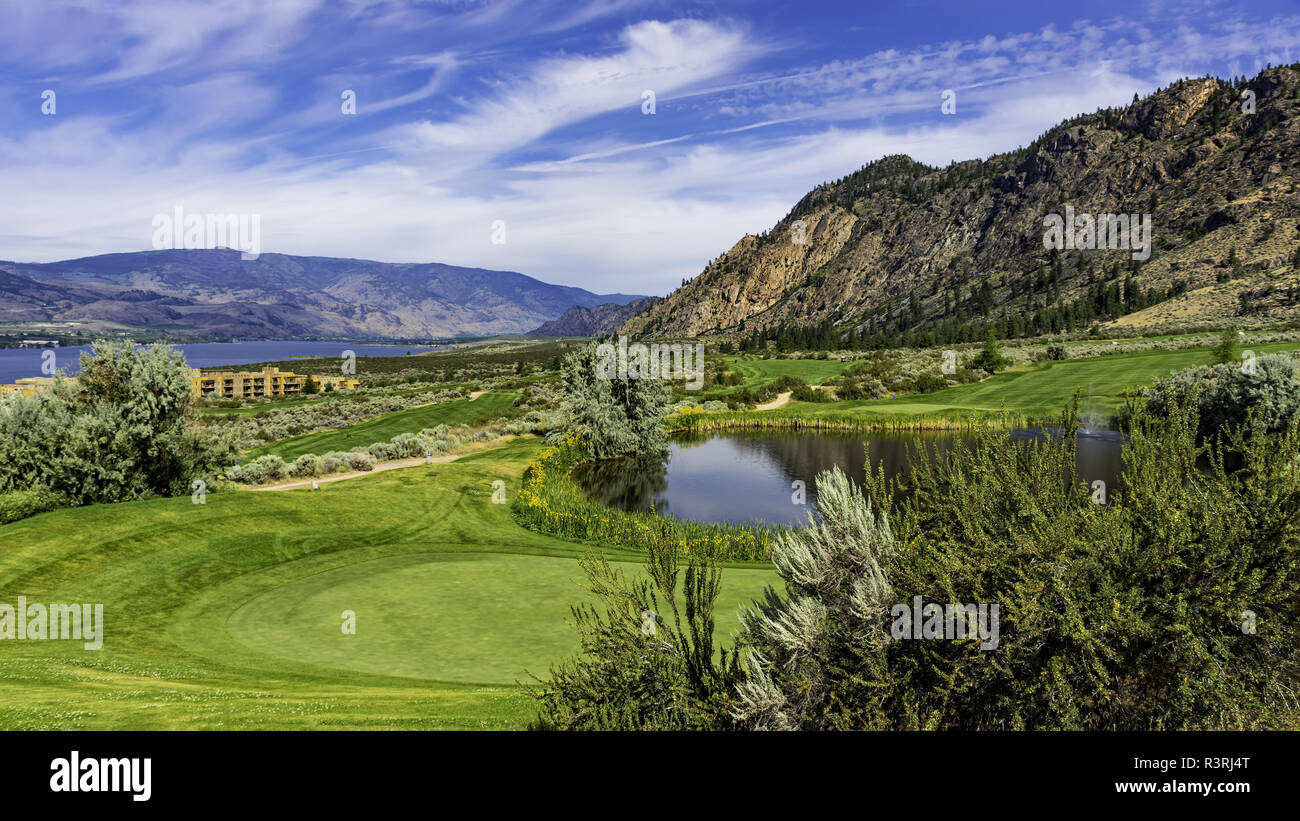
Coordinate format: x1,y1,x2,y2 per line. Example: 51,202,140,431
527,297,661,337
622,65,1300,345
0,250,647,339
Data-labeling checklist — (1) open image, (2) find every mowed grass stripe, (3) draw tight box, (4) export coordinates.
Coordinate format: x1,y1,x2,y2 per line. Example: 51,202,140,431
782,341,1300,420
249,390,520,459
0,438,775,730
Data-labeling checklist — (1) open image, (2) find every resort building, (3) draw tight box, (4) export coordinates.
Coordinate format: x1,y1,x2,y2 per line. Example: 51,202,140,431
2,368,359,401
0,377,56,397
188,367,360,399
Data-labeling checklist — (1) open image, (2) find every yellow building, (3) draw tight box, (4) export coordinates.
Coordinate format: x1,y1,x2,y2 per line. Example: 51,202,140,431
0,376,56,397
189,367,360,399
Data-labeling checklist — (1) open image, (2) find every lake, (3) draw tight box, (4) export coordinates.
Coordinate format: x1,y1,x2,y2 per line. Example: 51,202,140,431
573,429,1125,525
0,341,436,383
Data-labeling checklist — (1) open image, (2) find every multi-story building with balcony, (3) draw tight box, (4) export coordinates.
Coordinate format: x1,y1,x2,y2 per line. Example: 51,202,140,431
188,367,360,399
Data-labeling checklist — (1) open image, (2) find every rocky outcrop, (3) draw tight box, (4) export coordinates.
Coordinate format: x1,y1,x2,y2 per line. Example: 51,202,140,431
624,66,1300,339
527,297,660,337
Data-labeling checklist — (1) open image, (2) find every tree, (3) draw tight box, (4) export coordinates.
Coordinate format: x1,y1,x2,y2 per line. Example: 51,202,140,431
554,343,670,460
969,328,1009,372
0,340,239,506
1212,327,1238,364
302,374,320,394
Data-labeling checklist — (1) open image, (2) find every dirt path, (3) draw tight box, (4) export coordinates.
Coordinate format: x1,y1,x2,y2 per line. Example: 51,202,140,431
467,390,488,401
249,437,513,492
755,385,831,411
755,391,792,411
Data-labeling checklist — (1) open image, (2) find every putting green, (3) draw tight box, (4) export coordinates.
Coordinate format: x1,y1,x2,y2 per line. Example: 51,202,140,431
225,551,775,685
0,439,778,729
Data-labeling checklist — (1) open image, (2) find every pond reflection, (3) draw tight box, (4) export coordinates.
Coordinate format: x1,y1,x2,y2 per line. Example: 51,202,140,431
572,429,1124,526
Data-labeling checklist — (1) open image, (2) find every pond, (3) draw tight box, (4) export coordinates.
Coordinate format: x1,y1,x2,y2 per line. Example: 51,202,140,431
573,429,1124,526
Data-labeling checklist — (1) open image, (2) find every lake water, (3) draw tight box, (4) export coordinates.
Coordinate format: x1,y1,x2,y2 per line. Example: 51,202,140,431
0,341,436,383
573,429,1124,526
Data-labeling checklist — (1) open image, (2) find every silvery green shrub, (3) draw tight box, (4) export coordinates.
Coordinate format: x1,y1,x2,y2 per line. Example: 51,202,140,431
290,453,323,478
321,452,349,474
0,340,237,505
1122,353,1300,438
346,452,376,471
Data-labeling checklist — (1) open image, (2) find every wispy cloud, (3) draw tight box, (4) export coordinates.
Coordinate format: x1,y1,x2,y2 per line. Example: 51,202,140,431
1,0,1298,295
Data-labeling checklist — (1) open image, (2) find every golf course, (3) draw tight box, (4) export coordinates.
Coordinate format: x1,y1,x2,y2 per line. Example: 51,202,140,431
2,337,1297,729
0,438,777,730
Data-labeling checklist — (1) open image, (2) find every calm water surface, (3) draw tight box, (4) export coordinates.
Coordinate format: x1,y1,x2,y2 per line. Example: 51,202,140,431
574,429,1124,525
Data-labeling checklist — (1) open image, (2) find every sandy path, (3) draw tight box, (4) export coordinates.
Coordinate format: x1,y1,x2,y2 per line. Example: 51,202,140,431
249,437,513,492
755,391,792,411
467,390,488,400
755,385,831,411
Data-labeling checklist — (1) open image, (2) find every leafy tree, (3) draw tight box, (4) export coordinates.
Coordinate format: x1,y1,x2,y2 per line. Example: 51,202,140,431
1212,328,1238,364
302,374,320,394
554,343,669,460
968,328,1009,373
0,340,238,506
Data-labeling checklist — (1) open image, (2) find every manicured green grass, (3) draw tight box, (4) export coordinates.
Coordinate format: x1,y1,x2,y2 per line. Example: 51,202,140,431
248,390,521,459
0,438,778,730
720,355,853,390
752,341,1300,423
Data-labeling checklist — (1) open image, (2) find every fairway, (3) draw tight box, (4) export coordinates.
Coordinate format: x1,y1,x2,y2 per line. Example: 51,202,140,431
0,437,777,730
777,341,1300,421
249,390,520,459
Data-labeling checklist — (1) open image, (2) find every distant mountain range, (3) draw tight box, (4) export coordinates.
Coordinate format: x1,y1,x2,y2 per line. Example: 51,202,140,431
527,297,660,337
624,65,1300,343
0,249,648,340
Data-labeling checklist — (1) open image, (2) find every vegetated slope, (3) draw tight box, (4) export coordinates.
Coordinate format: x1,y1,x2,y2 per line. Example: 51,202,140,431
1,249,648,339
527,296,660,337
623,64,1300,345
248,390,521,459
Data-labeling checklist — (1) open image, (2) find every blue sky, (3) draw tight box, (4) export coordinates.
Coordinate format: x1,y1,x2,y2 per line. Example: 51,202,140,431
2,0,1299,295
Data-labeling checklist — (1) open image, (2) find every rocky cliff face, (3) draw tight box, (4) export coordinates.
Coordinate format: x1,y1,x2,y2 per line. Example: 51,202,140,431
622,66,1300,341
527,297,660,337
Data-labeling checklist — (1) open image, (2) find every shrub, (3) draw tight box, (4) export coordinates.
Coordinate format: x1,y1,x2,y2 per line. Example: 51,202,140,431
321,452,349,475
0,487,70,525
243,455,288,484
290,454,323,478
530,538,743,730
731,401,1300,729
911,372,949,394
367,442,397,461
1124,353,1300,439
346,452,377,471
1046,344,1068,360
554,343,670,460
